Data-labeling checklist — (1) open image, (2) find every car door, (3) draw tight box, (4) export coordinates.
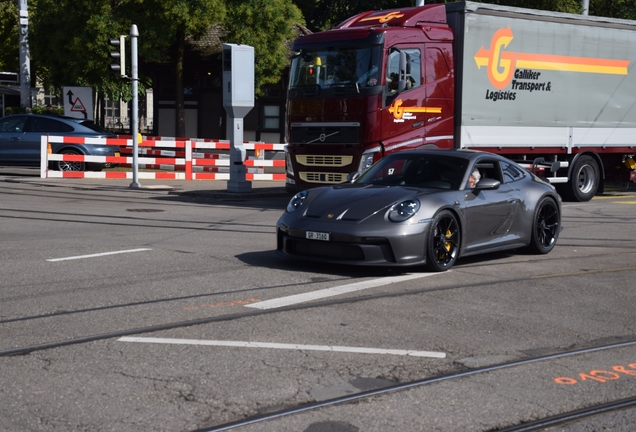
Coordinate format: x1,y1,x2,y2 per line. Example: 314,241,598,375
462,159,521,253
0,116,28,164
22,116,76,163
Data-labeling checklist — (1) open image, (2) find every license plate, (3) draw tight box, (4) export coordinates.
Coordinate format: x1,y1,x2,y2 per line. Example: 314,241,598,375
306,231,330,241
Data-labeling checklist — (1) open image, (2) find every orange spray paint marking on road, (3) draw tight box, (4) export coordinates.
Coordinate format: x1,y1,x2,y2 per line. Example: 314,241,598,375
555,363,636,385
184,297,260,311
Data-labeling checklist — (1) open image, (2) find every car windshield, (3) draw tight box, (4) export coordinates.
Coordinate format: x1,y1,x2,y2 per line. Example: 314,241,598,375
289,45,382,90
356,154,469,190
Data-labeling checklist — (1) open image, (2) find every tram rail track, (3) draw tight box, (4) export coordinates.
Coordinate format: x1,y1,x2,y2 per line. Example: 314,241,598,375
192,338,636,431
495,395,636,431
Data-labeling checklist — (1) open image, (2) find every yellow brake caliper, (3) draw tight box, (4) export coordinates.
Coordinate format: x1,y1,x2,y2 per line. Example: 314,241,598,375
444,229,453,253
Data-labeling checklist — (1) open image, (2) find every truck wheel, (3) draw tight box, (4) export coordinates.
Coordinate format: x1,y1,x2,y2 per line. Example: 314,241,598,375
424,210,460,272
565,155,599,202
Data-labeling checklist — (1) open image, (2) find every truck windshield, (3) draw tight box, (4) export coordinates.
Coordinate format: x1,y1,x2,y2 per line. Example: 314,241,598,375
289,45,382,90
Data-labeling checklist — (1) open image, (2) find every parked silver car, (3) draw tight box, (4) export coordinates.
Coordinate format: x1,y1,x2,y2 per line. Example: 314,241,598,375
277,149,562,271
0,114,119,171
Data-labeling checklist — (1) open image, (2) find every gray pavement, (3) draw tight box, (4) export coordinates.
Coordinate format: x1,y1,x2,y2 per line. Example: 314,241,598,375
2,167,635,199
1,174,291,199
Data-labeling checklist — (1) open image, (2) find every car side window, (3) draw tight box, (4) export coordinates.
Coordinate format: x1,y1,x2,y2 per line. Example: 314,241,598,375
0,117,27,133
501,161,526,183
28,117,75,133
474,161,503,183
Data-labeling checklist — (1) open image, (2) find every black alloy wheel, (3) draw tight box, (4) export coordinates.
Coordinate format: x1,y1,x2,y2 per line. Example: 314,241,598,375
528,197,560,254
425,210,460,272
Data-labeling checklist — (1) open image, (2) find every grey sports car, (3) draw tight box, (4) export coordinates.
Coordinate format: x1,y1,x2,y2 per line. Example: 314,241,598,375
276,149,561,271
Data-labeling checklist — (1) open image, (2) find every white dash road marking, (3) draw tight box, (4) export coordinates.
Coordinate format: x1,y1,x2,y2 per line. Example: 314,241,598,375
118,337,446,358
245,272,443,310
46,248,153,262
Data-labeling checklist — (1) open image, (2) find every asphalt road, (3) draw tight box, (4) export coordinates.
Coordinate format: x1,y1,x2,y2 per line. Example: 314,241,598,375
1,175,635,432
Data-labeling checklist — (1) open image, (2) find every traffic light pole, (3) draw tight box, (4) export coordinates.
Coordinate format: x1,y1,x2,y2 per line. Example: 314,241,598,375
129,24,140,189
18,0,31,108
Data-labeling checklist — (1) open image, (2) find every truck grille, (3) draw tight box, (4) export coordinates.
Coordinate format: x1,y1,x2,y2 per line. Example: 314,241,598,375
296,155,353,167
290,123,360,145
299,172,348,184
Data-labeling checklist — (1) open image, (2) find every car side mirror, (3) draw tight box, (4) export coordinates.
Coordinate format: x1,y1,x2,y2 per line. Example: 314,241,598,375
474,178,501,191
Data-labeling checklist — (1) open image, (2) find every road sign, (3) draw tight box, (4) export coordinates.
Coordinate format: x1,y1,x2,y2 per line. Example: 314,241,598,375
62,86,93,120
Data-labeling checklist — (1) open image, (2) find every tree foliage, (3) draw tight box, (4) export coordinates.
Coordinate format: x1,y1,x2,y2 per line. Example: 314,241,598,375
24,0,301,103
30,0,128,99
223,0,304,94
122,0,226,64
591,0,636,20
0,0,19,72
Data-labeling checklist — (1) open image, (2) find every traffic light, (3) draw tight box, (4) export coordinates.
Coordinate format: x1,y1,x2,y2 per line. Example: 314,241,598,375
109,35,126,76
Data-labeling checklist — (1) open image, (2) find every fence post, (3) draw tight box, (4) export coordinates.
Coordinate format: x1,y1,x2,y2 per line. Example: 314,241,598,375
186,140,193,181
40,135,48,178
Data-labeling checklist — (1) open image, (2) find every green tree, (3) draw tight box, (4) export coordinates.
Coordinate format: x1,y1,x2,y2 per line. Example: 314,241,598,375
223,0,304,94
591,0,636,20
0,0,19,72
30,0,128,99
124,0,226,136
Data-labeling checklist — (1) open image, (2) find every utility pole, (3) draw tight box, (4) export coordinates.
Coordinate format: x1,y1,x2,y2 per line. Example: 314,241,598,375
130,24,140,189
581,0,589,15
18,0,31,107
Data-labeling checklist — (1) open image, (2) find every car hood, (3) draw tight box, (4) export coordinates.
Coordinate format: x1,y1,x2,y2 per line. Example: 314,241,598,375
304,184,432,222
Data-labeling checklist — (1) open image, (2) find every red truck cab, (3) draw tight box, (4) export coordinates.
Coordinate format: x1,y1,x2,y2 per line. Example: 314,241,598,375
285,5,455,193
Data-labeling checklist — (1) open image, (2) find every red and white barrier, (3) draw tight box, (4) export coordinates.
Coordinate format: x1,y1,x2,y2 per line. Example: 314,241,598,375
40,135,286,181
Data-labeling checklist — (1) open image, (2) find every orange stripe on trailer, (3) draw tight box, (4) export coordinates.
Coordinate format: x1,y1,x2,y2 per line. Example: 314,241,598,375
516,53,630,74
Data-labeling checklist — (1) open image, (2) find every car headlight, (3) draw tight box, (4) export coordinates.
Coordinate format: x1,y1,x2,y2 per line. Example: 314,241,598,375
388,199,420,222
287,190,307,213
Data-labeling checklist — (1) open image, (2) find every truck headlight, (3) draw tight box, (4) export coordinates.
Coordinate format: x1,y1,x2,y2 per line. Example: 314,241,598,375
359,152,376,172
286,151,294,176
